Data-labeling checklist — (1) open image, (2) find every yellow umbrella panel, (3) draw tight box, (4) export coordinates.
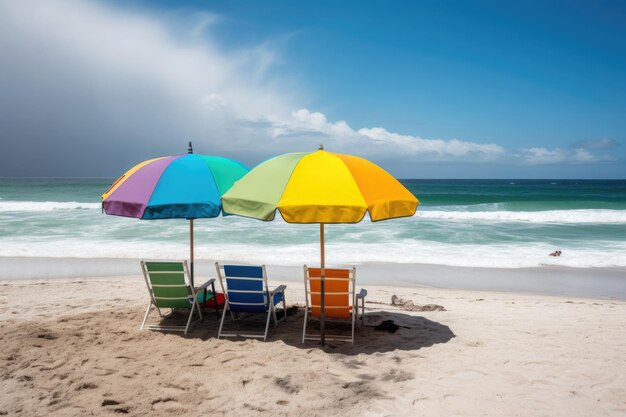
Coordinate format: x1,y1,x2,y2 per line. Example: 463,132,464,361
222,147,419,344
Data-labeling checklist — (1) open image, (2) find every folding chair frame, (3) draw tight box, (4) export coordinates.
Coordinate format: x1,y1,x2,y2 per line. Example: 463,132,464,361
215,263,287,341
140,260,214,335
302,265,366,344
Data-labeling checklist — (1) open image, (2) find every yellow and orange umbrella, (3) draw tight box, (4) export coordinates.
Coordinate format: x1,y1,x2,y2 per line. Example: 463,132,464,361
222,146,419,343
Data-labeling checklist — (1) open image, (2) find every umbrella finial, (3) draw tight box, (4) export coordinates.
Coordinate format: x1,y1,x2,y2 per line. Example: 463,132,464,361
188,141,193,154
318,144,324,151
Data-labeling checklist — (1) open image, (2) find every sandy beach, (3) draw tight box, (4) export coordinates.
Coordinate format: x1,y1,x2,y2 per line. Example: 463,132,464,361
2,0,626,415
1,274,625,416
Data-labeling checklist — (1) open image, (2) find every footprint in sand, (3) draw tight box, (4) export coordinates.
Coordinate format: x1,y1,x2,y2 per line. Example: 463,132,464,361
101,399,130,413
412,396,430,405
342,381,383,398
151,398,185,411
75,382,97,390
221,355,244,364
379,369,414,382
163,382,186,391
274,376,301,394
243,403,267,412
92,367,118,376
40,359,66,371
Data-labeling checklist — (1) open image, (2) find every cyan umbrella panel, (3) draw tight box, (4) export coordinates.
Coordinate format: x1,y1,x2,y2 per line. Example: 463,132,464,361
102,144,249,287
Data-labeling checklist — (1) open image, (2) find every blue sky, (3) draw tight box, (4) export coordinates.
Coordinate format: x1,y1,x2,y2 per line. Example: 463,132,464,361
1,0,625,178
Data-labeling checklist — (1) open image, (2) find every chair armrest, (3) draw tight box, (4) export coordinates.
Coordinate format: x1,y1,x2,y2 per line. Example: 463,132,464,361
356,288,367,299
269,284,287,295
194,278,216,292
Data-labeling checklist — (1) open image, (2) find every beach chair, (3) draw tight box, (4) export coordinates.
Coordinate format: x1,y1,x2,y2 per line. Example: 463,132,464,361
302,265,367,344
215,263,287,341
140,260,216,335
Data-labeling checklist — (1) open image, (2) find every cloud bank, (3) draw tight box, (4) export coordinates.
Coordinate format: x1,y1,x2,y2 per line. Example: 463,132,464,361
0,0,616,177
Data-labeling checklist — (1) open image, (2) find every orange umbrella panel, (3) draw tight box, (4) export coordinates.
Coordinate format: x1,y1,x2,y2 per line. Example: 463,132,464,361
222,149,419,223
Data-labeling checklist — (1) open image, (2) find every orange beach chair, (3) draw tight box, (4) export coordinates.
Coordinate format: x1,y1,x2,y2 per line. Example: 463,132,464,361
302,265,367,344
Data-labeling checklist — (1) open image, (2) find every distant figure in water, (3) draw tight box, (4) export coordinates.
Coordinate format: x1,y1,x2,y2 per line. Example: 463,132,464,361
549,250,562,257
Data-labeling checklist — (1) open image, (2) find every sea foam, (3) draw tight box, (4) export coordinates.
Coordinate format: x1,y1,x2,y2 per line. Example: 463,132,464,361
413,209,626,224
1,238,626,269
2,200,626,225
0,201,101,212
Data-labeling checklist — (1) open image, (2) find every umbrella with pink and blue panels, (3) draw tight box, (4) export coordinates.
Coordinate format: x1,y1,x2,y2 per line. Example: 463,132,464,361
102,143,249,286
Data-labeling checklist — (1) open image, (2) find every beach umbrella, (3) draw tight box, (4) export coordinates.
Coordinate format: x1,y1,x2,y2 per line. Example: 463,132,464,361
222,145,419,344
101,143,249,286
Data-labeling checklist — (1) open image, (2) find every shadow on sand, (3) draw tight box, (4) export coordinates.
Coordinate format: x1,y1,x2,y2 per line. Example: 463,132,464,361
163,306,455,355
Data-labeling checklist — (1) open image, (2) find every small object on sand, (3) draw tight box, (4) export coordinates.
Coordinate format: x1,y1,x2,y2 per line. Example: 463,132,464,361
391,295,414,307
374,320,400,333
391,295,444,311
416,304,445,312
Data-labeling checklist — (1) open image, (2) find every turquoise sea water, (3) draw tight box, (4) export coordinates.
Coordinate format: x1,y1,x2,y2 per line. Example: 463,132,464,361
1,178,626,268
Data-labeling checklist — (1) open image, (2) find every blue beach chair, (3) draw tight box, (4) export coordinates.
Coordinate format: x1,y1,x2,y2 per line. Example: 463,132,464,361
215,263,287,341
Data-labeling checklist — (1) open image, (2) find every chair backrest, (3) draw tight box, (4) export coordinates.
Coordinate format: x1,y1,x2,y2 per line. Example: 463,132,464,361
141,261,193,309
304,266,355,319
216,264,268,313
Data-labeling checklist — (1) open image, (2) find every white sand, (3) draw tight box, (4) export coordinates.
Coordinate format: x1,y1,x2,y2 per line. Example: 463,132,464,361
1,276,625,416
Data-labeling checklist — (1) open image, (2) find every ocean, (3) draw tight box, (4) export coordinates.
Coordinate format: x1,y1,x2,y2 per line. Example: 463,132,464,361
1,178,626,269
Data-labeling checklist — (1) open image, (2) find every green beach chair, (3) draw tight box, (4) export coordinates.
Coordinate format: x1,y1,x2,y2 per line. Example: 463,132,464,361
140,260,216,335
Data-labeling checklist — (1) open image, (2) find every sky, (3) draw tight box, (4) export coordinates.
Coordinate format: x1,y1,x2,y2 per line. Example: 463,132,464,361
0,0,624,178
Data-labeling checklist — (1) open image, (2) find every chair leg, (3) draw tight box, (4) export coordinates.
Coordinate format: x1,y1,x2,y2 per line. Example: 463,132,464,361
198,290,206,322
302,307,308,344
282,292,287,322
196,300,203,321
263,306,272,341
272,303,279,327
217,302,228,339
351,308,356,344
361,297,366,326
185,301,201,335
140,301,153,330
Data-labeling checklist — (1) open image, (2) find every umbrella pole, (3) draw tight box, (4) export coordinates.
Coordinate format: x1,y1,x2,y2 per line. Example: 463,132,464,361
188,142,195,288
189,219,194,288
320,223,325,346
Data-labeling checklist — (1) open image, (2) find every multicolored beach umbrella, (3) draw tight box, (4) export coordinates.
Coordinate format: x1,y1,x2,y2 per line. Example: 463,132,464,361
102,143,249,285
222,146,419,344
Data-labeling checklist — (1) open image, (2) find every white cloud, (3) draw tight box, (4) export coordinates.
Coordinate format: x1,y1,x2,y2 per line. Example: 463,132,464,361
520,147,612,165
0,0,614,176
0,0,297,175
269,109,356,138
356,126,504,158
268,109,505,160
